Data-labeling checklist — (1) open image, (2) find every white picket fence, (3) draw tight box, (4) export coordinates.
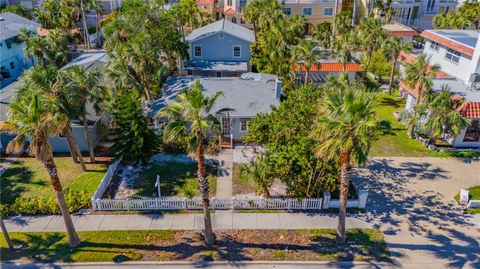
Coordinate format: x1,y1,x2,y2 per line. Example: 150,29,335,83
91,197,324,211
91,158,122,200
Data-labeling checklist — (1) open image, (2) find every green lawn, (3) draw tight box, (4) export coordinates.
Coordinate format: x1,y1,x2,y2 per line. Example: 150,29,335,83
455,186,480,214
370,92,438,157
127,161,217,199
370,92,480,157
0,229,388,262
0,156,108,205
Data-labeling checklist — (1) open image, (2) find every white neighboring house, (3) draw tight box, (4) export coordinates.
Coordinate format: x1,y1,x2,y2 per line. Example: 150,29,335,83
386,0,459,29
399,29,480,148
151,73,281,149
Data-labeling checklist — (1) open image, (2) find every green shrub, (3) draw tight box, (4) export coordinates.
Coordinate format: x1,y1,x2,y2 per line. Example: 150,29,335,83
1,188,91,216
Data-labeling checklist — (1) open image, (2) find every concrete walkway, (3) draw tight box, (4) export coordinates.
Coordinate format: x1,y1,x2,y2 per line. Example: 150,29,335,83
3,213,372,232
213,150,233,198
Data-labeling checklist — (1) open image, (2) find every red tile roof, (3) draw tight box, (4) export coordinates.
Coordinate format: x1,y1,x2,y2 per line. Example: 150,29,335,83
457,102,480,119
398,51,451,78
420,30,475,57
294,63,362,72
196,0,214,4
224,7,236,14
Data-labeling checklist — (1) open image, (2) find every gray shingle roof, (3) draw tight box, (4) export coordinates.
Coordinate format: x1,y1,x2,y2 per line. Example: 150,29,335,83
0,12,40,41
426,30,480,48
151,73,280,118
185,19,254,43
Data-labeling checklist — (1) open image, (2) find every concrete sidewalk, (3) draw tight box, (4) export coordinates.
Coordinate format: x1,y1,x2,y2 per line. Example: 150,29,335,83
4,213,372,232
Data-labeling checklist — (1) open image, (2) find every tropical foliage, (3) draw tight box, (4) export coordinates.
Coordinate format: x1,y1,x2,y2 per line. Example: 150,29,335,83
111,90,159,163
0,4,34,19
358,17,386,79
156,80,231,246
382,36,413,94
245,86,339,198
103,0,188,100
433,1,480,29
311,84,378,245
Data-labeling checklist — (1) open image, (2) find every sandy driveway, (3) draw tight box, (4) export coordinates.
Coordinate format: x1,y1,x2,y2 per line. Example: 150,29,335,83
353,157,480,268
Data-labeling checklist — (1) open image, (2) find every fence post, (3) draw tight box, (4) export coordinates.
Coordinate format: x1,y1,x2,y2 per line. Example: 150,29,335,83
302,199,306,210
322,192,331,209
358,190,369,209
183,198,187,209
287,199,291,211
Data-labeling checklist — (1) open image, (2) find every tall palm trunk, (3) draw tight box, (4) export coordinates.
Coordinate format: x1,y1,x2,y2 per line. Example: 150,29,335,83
64,126,87,171
388,57,397,95
352,0,358,26
362,45,375,80
0,217,14,249
81,0,90,50
336,150,351,245
43,154,81,247
196,134,214,246
66,134,80,163
82,109,96,163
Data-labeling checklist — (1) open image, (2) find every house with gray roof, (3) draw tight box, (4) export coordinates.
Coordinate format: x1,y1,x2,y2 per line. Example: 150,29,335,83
151,73,281,148
0,12,40,89
184,19,254,78
1,51,108,153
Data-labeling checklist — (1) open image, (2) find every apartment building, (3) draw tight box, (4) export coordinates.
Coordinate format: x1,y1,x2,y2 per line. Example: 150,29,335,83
389,0,458,29
204,0,340,34
399,30,480,147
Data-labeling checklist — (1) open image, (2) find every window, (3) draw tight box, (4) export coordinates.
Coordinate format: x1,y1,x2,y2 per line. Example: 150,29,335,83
227,0,232,6
430,41,440,51
9,62,15,69
232,16,237,23
463,120,480,142
240,119,249,132
445,48,460,63
194,45,202,57
283,7,291,15
323,7,333,16
303,7,312,16
219,32,224,39
233,45,241,57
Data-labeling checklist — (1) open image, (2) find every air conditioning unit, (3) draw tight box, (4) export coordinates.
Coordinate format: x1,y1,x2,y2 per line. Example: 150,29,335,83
468,73,480,91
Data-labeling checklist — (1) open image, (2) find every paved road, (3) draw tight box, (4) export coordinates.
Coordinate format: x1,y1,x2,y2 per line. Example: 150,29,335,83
4,212,372,232
0,261,450,269
353,157,480,269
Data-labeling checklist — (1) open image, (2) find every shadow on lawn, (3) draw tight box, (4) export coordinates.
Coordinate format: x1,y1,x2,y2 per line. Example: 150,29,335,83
352,158,480,268
0,161,40,205
1,230,389,264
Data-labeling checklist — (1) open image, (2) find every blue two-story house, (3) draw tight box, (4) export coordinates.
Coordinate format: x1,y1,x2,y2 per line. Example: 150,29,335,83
184,19,254,77
0,12,40,89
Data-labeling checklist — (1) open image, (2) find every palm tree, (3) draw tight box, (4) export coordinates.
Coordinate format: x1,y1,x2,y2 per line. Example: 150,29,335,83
403,54,440,138
0,217,14,250
333,32,359,72
18,66,87,171
425,88,468,143
382,37,413,94
312,22,332,49
66,66,104,163
292,40,321,85
311,86,378,245
0,93,81,247
359,17,385,80
156,80,232,246
87,0,103,47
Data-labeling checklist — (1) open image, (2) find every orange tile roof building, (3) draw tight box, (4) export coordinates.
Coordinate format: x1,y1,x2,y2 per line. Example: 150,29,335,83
398,29,480,148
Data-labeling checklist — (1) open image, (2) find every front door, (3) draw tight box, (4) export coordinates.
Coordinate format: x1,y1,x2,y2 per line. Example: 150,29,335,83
221,118,231,136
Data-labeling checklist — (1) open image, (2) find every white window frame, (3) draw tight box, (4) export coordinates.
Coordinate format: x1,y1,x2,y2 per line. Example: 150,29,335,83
430,41,440,51
283,7,292,15
239,119,249,132
323,7,333,16
233,45,241,58
445,48,460,64
227,0,232,6
193,45,202,58
303,7,313,16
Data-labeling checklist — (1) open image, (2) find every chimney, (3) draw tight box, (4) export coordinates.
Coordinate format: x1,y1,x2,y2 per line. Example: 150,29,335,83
275,78,282,100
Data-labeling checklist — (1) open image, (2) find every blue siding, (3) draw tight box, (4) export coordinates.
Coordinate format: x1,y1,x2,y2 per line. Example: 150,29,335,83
0,37,34,89
189,32,252,62
48,126,99,153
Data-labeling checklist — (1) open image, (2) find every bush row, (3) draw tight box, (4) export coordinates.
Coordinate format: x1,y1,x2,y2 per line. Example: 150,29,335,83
0,189,91,216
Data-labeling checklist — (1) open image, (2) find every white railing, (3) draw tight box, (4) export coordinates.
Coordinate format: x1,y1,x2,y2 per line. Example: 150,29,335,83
322,190,369,209
91,197,324,211
91,158,122,200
